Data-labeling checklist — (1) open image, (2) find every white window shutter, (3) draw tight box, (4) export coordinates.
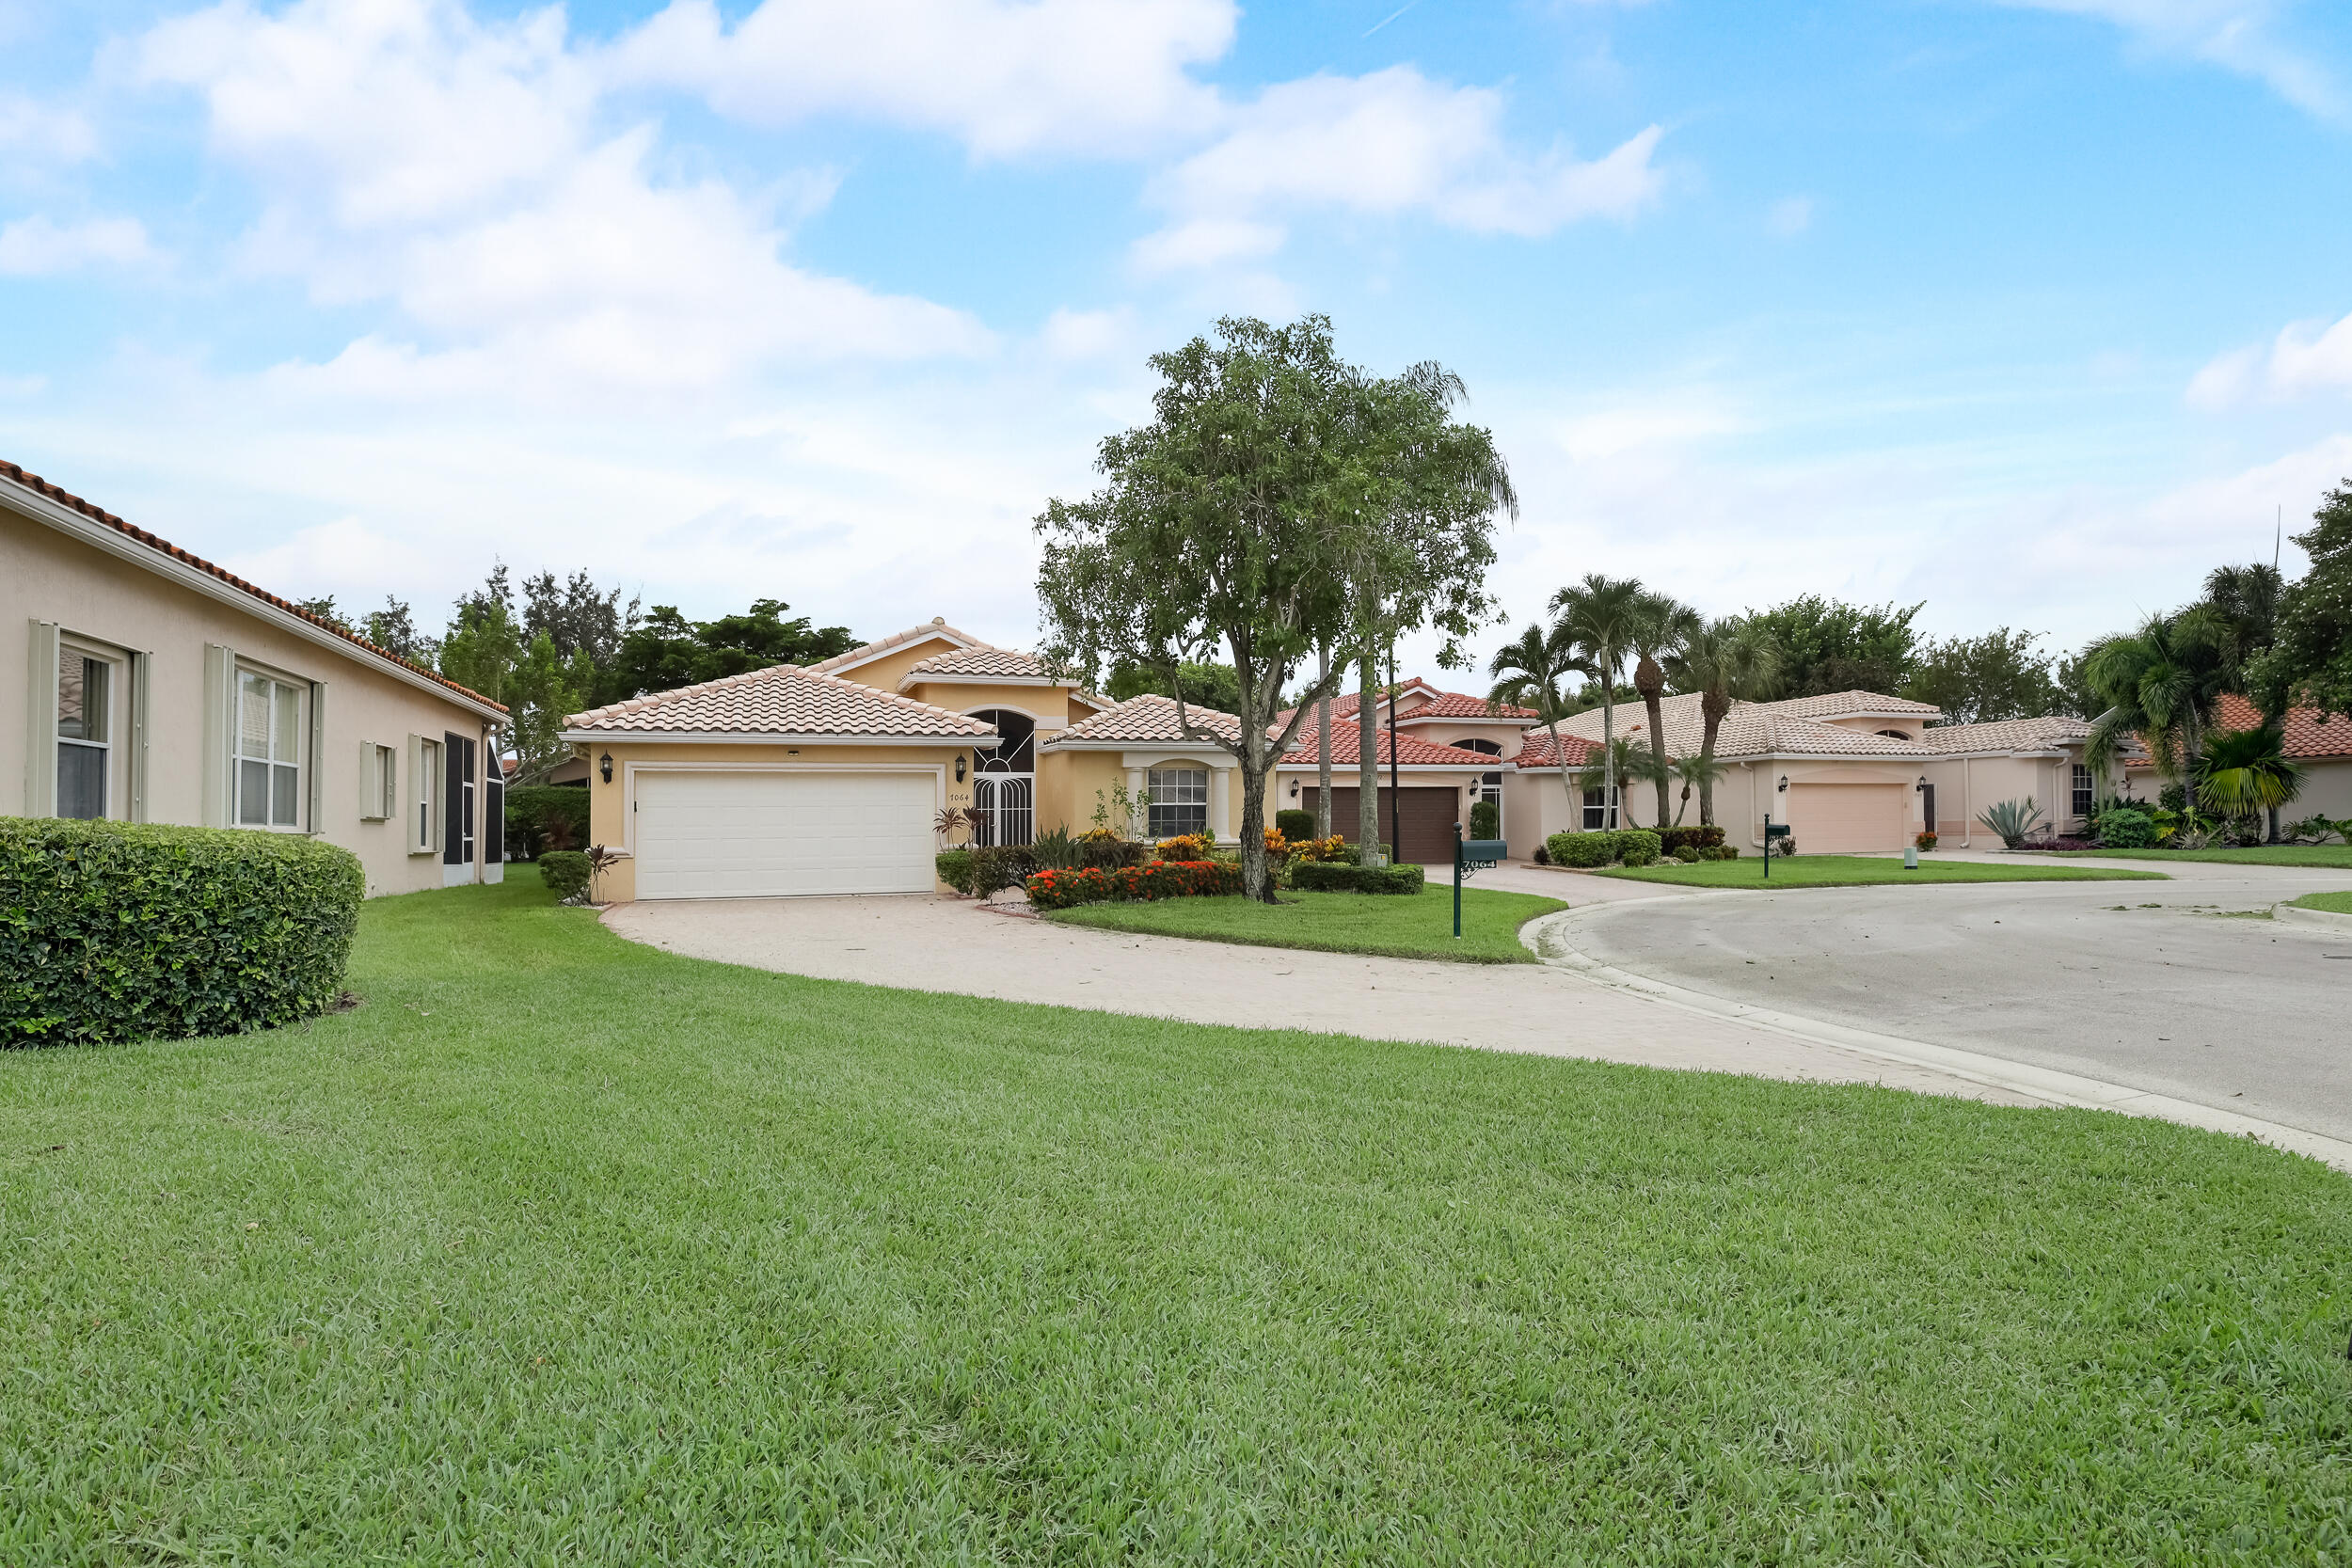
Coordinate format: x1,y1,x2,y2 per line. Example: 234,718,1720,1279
201,644,234,827
407,734,426,852
25,620,59,818
308,680,328,833
128,651,151,823
359,739,377,817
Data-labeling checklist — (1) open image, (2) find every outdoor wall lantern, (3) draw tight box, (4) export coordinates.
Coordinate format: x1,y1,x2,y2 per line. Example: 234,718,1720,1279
955,754,968,784
1915,775,1928,792
598,752,613,784
1776,774,1788,793
1289,779,1300,798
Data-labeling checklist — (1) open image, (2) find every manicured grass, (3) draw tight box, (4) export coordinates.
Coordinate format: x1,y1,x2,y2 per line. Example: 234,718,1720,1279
2048,843,2352,867
1045,883,1565,963
1593,852,2169,888
2289,889,2352,913
4,881,2348,1562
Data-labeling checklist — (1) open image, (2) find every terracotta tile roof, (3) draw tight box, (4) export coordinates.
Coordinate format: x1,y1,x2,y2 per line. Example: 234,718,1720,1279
1,458,505,713
1544,690,1973,761
1274,718,1498,768
805,619,984,674
1766,689,1942,720
1508,730,1599,768
2217,692,2352,760
564,663,999,737
1917,715,2090,753
901,645,1051,681
1046,692,1248,746
1276,684,1534,726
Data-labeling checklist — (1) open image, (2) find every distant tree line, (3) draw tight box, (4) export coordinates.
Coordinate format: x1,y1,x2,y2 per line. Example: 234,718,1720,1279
297,568,855,783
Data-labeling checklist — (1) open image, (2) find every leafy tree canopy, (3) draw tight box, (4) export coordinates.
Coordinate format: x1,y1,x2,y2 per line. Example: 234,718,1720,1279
2249,483,2352,719
598,599,857,705
1904,627,2062,724
1745,595,1921,697
1107,657,1242,715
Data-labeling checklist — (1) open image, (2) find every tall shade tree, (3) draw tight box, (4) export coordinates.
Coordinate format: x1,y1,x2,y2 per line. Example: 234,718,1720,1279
1902,628,2062,723
2203,562,2283,705
1035,316,1508,899
1626,591,1702,829
1665,617,1780,827
1487,622,1586,818
1745,595,1920,697
2083,608,2230,781
1549,575,1647,829
2249,483,2352,722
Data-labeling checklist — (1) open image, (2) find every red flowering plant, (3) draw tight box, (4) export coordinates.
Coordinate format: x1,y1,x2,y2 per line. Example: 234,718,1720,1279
1025,858,1242,910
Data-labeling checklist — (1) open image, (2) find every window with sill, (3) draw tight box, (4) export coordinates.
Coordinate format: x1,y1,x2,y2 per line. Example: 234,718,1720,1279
2072,763,2094,819
1581,786,1620,832
236,670,305,830
56,646,113,820
1148,767,1209,837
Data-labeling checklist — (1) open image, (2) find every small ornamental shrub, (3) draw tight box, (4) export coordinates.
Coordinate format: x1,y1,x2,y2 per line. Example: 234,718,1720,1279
1978,797,2044,849
1657,825,1725,854
504,784,591,861
1029,826,1086,872
1532,843,1549,865
1468,800,1501,842
1288,833,1349,863
537,850,592,900
1915,832,1938,851
1,819,364,1046
1675,847,1701,863
935,849,977,895
1263,826,1290,859
1546,831,1615,868
1768,835,1799,858
1616,830,1661,867
1155,832,1216,861
1290,860,1426,895
2094,808,2157,849
1077,834,1148,871
1025,858,1244,911
1275,808,1316,841
969,844,1039,895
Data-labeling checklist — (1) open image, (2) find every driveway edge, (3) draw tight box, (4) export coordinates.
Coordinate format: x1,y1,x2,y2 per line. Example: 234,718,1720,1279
1523,907,2352,1172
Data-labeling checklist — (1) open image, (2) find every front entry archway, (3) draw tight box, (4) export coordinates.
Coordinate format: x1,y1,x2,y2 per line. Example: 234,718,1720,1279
969,708,1036,846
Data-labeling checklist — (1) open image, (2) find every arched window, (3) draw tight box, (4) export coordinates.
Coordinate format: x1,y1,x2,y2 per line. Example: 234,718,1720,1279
1454,737,1504,827
1876,729,1913,742
968,709,1035,845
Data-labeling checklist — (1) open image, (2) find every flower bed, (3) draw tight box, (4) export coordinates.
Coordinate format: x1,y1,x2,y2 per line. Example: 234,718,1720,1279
1025,858,1243,911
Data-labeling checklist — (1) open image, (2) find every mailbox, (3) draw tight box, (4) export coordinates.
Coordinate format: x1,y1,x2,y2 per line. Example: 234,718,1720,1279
1762,823,1791,839
1460,838,1508,870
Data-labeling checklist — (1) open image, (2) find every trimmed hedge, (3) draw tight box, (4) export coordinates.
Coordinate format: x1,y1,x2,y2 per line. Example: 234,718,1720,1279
970,844,1038,895
1468,800,1501,842
538,850,593,900
504,784,590,861
1658,825,1725,854
1,818,364,1047
1275,808,1316,841
1544,829,1662,869
935,849,977,895
1290,860,1426,895
1025,859,1243,911
2096,808,2158,848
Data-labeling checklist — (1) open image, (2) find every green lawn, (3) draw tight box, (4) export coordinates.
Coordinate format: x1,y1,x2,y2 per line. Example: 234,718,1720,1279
2289,889,2352,913
1045,883,1565,963
3,882,2348,1562
1593,853,2169,888
2051,843,2352,867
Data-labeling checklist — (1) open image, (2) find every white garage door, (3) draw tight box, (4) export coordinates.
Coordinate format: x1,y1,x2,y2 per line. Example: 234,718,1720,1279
1787,783,1907,854
634,770,937,899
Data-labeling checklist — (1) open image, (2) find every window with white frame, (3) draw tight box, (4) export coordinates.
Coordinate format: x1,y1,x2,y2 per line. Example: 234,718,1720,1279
1581,786,1619,832
412,737,441,853
56,644,116,820
2072,762,2095,820
235,670,306,830
362,742,397,821
1147,767,1209,837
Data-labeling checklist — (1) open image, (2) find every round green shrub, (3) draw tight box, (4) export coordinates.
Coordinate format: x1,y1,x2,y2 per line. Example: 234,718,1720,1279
2095,808,2157,848
0,819,364,1047
537,850,592,900
1467,800,1501,842
1274,808,1316,841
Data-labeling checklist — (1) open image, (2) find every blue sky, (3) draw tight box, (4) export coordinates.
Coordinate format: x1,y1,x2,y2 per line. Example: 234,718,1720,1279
5,0,2350,676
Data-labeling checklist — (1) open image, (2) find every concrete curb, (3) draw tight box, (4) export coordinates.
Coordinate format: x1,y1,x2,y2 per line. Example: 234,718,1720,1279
2277,902,2352,931
1522,906,2352,1173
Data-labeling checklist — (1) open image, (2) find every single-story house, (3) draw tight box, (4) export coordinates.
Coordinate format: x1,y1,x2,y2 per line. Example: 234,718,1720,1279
2123,692,2352,822
1275,681,1542,857
2,460,510,896
562,619,1280,901
1502,689,2128,855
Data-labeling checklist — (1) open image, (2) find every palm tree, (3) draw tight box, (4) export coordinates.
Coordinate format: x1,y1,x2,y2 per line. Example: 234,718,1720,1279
1575,736,1648,828
2202,562,2286,840
1625,591,1702,829
2194,721,2303,823
1487,622,1587,818
1664,617,1780,826
1667,752,1729,827
2084,608,2230,782
1549,574,1646,830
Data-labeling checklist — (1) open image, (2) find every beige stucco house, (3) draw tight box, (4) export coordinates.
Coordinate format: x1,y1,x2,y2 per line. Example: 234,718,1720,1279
563,620,1279,902
2123,693,2352,824
1503,689,2126,854
3,460,509,896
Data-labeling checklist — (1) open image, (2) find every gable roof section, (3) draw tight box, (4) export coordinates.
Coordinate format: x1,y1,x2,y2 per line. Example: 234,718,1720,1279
1917,715,2090,753
2,458,505,717
1276,686,1536,727
805,619,984,676
1769,689,1942,721
2216,692,2352,760
1276,718,1502,768
898,644,1054,685
1507,730,1598,768
564,663,998,740
1045,692,1250,747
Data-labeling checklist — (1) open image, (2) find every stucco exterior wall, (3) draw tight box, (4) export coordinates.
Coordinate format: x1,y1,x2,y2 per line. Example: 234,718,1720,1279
581,738,976,901
901,680,1071,730
821,635,964,693
1040,747,1248,844
4,503,499,897
2294,757,2352,821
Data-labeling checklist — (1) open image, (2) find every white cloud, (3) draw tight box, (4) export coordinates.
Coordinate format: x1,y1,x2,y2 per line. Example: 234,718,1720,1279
1556,399,1750,463
1995,1,2343,119
1136,67,1663,270
605,0,1233,158
2187,309,2352,407
1039,306,1139,362
0,214,156,275
1767,195,1813,237
0,93,98,163
136,0,989,389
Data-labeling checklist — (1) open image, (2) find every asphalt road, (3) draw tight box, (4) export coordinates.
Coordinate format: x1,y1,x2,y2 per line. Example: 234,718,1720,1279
1565,862,2352,1145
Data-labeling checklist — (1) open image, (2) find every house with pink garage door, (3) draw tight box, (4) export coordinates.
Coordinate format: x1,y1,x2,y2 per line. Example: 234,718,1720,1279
1503,689,2130,855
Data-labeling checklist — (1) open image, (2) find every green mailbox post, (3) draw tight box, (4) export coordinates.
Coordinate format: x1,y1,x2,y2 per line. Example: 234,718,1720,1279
1454,822,1508,938
1762,816,1790,878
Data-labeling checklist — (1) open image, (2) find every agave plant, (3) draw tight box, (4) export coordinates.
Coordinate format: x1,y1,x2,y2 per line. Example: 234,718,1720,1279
1977,797,2045,849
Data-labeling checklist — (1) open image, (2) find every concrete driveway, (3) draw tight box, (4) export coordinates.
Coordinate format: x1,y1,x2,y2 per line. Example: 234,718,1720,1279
1552,854,2352,1154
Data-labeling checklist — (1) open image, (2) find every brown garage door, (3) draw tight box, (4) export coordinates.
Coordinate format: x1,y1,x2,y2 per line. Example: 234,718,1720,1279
1787,783,1907,853
1302,786,1461,864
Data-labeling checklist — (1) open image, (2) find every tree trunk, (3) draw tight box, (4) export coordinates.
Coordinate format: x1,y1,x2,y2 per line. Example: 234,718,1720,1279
1357,649,1382,863
1697,689,1728,826
1239,734,1277,902
1636,653,1671,829
1547,721,1578,818
1598,688,1617,830
1315,645,1333,838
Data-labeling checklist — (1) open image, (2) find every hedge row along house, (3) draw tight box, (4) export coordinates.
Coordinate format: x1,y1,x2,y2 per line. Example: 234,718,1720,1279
2,461,509,897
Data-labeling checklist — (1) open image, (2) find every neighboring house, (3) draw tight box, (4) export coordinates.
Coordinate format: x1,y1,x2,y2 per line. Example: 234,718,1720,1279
2123,692,2352,821
2,461,509,896
1503,689,2124,855
561,619,1279,902
1274,681,1541,860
